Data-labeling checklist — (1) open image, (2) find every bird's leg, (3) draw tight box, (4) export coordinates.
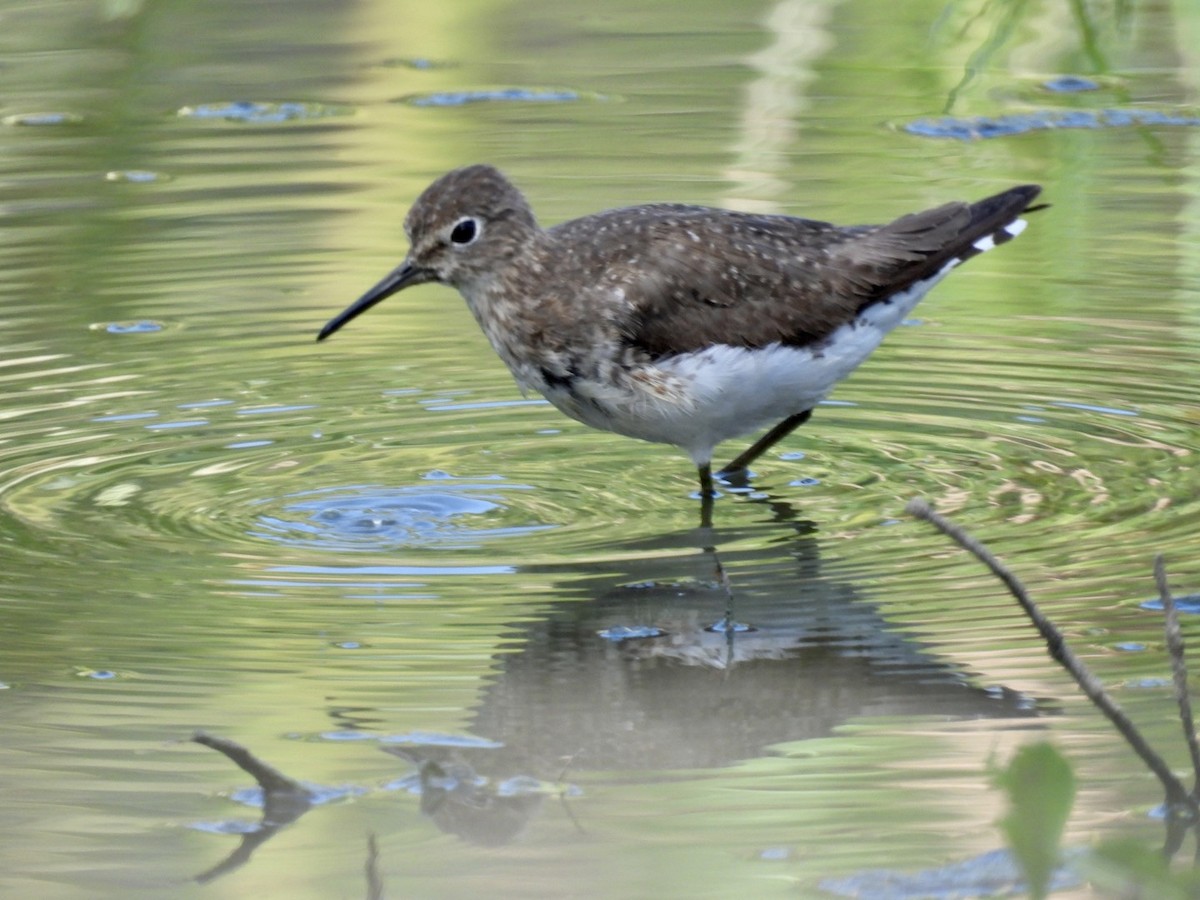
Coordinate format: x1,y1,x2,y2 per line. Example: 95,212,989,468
693,467,740,663
717,409,813,478
696,512,737,670
698,463,715,529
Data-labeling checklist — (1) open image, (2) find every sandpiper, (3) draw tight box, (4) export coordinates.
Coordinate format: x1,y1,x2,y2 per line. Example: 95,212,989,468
318,165,1042,514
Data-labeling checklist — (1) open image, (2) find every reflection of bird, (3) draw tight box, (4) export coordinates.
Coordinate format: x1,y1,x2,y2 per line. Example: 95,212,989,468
384,745,544,847
319,166,1042,511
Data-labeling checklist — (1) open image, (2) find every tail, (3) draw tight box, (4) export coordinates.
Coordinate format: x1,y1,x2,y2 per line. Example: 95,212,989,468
842,184,1045,301
952,184,1045,265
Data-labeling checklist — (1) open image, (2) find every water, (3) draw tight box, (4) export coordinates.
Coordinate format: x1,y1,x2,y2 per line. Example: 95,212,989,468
2,0,1199,896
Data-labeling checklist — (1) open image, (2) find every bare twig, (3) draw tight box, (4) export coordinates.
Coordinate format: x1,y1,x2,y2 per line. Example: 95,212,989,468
365,833,385,900
555,751,587,836
193,731,312,799
190,732,315,884
906,499,1197,816
1155,555,1200,800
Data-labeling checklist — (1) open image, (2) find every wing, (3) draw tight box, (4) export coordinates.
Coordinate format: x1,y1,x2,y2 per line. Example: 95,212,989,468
606,206,870,356
545,188,1041,360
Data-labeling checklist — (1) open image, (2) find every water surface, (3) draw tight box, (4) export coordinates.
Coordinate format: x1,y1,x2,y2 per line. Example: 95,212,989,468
2,0,1199,896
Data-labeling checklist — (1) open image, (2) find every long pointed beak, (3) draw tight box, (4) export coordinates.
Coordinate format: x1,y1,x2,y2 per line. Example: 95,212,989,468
316,261,432,342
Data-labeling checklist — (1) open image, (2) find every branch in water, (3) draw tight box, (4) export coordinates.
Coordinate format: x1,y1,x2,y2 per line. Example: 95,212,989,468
905,498,1197,817
1155,555,1200,801
193,731,313,800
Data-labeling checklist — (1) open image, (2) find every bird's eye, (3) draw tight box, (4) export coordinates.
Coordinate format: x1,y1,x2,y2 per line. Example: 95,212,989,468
449,217,479,245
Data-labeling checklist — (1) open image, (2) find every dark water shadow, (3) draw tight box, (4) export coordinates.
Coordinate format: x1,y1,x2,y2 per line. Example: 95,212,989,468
385,491,1045,846
192,490,1049,879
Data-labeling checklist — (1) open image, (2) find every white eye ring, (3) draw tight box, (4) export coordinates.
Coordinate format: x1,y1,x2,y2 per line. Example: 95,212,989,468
449,217,481,246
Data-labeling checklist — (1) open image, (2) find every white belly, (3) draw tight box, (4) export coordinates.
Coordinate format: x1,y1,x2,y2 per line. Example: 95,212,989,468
539,266,950,465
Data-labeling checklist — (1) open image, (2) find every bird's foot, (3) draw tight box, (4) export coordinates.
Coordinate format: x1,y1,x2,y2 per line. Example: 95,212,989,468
713,465,752,490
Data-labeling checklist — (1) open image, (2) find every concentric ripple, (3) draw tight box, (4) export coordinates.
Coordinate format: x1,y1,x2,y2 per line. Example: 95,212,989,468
250,482,553,552
0,413,562,560
3,319,1197,574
